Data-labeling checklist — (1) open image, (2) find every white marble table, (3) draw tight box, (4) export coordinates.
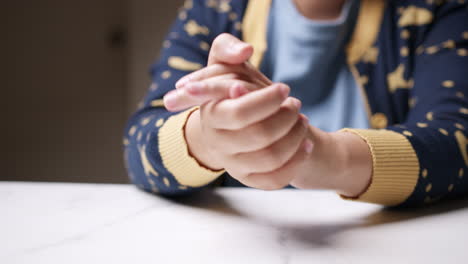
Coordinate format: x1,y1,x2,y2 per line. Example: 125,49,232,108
1,182,467,264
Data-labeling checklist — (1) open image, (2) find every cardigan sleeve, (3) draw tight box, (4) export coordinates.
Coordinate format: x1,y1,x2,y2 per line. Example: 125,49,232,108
123,0,247,196
343,2,468,207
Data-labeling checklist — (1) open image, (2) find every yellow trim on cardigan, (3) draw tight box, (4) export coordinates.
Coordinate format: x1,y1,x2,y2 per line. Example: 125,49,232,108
158,107,225,187
340,129,420,206
241,0,382,125
242,0,272,69
346,0,386,65
241,0,420,207
242,0,386,68
346,0,385,125
150,99,165,107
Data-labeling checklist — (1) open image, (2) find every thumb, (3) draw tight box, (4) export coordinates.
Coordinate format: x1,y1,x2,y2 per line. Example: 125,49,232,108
208,33,253,66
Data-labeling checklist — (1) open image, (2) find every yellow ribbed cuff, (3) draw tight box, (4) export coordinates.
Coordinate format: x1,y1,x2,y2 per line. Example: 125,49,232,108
339,129,420,206
158,107,225,187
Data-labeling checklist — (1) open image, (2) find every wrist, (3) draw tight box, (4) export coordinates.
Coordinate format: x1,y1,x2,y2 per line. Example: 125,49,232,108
185,109,223,171
329,131,373,198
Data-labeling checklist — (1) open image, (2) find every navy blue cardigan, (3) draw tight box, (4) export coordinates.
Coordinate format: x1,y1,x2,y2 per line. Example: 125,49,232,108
124,0,468,207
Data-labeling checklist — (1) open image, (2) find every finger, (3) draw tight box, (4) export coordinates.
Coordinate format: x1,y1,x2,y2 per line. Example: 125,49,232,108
233,115,309,175
176,64,243,89
165,78,255,112
213,97,302,153
205,83,290,130
242,137,314,191
186,78,256,100
176,63,270,90
208,33,253,66
229,81,251,98
244,61,273,87
163,88,197,112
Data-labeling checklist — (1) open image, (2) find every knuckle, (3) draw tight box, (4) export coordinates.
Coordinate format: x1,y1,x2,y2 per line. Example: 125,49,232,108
192,71,204,81
261,148,282,170
228,165,250,179
276,86,288,99
281,103,298,116
259,178,287,191
228,73,242,80
275,83,289,93
228,107,245,128
203,82,216,94
211,63,224,73
250,124,271,144
231,80,247,90
264,85,286,103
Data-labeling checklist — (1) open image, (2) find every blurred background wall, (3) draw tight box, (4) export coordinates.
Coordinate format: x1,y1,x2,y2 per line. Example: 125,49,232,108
2,0,184,183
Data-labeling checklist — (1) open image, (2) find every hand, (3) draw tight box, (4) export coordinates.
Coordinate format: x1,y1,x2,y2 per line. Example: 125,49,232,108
187,92,372,194
164,34,372,195
265,127,373,198
185,83,314,190
168,34,312,190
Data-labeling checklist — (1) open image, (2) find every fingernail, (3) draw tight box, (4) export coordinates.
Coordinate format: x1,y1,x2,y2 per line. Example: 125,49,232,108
238,86,249,96
186,82,205,95
304,140,314,154
163,90,178,109
230,83,246,98
293,98,302,109
301,115,309,128
232,42,249,53
279,84,290,98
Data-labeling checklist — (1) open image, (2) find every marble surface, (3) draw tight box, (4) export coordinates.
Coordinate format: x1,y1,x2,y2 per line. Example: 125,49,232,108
1,182,467,264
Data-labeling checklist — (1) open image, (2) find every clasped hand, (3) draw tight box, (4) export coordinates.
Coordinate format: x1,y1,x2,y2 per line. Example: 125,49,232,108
163,34,371,195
